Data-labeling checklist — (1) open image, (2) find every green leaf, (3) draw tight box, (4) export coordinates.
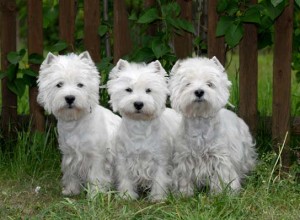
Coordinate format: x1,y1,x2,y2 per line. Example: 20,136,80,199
161,2,181,18
296,71,300,84
217,0,228,13
28,53,44,65
7,79,26,97
130,47,156,63
51,41,68,52
7,49,26,65
6,64,19,81
22,74,37,87
242,6,261,24
98,25,108,37
296,0,300,7
225,22,244,48
216,16,234,37
22,68,38,77
271,0,285,7
258,31,273,49
176,19,195,34
0,70,7,80
137,8,159,24
151,38,170,59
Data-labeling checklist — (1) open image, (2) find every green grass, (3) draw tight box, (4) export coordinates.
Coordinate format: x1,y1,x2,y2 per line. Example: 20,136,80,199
0,52,300,219
0,131,299,219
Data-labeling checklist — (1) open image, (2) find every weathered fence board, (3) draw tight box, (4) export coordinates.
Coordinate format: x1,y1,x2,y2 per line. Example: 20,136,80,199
113,0,132,64
272,0,294,169
174,0,193,58
239,0,258,135
59,0,76,51
28,0,45,132
84,0,100,62
1,0,18,137
207,0,225,65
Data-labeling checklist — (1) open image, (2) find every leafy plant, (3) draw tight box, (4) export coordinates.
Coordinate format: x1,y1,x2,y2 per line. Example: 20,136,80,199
126,0,195,70
0,41,68,97
216,0,288,49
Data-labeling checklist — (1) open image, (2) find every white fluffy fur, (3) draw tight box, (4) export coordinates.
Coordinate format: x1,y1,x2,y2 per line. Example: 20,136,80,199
107,59,181,201
37,52,121,197
169,57,257,195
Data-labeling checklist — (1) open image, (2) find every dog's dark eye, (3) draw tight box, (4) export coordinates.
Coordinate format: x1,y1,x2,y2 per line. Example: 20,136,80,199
146,88,151,93
56,82,63,88
125,88,132,93
207,82,214,88
186,83,191,87
77,83,84,88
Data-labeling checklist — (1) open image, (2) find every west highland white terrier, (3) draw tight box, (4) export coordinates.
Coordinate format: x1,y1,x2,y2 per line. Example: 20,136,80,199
37,51,121,197
169,56,257,196
107,59,181,201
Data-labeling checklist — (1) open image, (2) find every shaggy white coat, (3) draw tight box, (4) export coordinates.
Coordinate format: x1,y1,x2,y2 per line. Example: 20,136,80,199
107,59,180,201
169,56,257,196
37,52,121,196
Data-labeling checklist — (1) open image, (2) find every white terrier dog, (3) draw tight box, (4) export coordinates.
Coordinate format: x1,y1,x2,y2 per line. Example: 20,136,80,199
37,51,121,197
169,56,257,196
107,59,180,201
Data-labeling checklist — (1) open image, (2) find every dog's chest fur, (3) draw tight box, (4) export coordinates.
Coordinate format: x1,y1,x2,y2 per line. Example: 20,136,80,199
116,117,167,182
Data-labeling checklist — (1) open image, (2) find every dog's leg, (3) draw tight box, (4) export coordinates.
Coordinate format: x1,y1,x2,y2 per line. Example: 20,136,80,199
87,155,111,198
150,165,170,201
116,157,138,200
210,160,241,193
61,155,81,196
173,156,194,197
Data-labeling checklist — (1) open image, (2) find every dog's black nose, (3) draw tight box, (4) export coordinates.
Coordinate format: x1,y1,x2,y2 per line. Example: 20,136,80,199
194,89,204,98
134,101,144,110
65,95,75,105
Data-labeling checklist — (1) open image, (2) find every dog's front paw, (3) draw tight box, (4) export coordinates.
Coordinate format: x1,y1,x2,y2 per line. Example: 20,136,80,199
118,190,138,200
178,185,194,197
149,193,166,202
62,186,81,196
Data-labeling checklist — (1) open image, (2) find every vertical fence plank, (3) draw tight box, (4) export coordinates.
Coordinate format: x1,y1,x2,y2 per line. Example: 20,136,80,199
84,0,100,62
239,0,258,135
113,0,132,64
59,0,76,51
272,0,294,170
0,0,18,137
174,0,193,58
28,0,45,132
207,0,225,65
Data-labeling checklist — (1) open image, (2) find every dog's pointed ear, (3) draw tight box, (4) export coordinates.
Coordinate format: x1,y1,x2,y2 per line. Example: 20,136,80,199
79,51,93,62
170,60,181,75
115,59,129,71
109,59,129,79
210,56,225,72
43,52,56,65
148,60,166,76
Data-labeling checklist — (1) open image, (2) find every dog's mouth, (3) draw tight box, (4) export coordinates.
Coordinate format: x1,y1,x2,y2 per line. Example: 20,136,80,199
67,104,75,109
135,110,142,114
194,98,205,103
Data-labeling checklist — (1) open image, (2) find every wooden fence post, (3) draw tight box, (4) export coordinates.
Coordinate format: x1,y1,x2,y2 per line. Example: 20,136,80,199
0,0,18,137
272,0,294,170
174,0,193,59
84,0,100,63
207,0,225,65
28,0,45,132
113,0,132,64
59,0,76,51
239,0,258,135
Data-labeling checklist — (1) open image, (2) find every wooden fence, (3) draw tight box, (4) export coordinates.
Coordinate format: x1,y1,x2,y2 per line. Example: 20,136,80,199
0,0,296,167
